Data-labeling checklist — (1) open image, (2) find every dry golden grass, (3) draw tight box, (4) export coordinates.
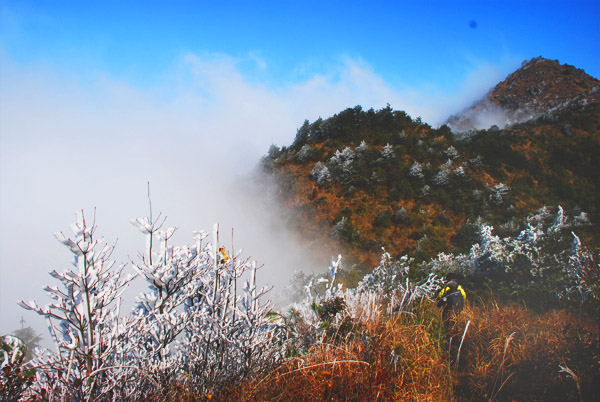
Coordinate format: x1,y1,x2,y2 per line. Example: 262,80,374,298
222,302,453,402
451,303,599,402
144,296,600,402
216,300,599,402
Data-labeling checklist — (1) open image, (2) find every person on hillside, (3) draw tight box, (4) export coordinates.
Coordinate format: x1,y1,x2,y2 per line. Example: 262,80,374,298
437,274,468,368
436,273,467,323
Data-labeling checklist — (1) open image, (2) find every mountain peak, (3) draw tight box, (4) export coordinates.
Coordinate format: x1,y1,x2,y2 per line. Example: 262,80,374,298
446,57,600,132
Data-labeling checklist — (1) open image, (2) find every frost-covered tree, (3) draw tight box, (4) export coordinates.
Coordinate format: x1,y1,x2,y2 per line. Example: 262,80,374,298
490,183,510,206
380,143,395,159
408,162,424,179
432,168,450,186
573,212,590,226
11,326,42,361
269,255,347,356
469,155,484,168
296,144,313,162
311,161,332,186
393,207,408,222
178,226,279,394
357,252,442,309
445,145,459,160
328,147,356,183
562,234,600,341
124,213,201,394
125,211,280,397
562,233,599,311
549,205,566,233
330,217,351,240
442,158,453,169
20,210,134,400
355,140,369,160
18,207,280,401
453,166,466,177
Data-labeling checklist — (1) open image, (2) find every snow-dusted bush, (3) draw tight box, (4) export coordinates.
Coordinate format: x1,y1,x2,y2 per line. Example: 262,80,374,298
20,210,134,400
469,155,484,168
311,161,332,186
1,335,34,401
296,144,313,162
177,229,279,394
453,165,466,177
330,217,353,241
355,140,369,159
327,147,356,183
445,145,459,160
357,252,443,313
442,158,453,169
273,251,445,356
421,206,598,306
380,143,395,159
269,256,346,356
408,162,424,179
357,252,411,295
19,209,279,400
490,183,510,206
561,233,599,305
432,168,450,186
274,251,445,353
548,205,566,233
393,207,408,222
573,212,590,226
329,147,355,167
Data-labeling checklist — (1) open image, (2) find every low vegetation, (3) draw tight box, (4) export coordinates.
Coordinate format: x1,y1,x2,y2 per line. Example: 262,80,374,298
2,205,598,401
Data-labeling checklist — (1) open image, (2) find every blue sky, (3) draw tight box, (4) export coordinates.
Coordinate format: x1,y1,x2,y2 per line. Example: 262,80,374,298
1,0,599,337
3,1,599,95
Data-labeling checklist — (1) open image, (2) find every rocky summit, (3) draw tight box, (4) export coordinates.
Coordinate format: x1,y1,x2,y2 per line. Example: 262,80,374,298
446,57,600,132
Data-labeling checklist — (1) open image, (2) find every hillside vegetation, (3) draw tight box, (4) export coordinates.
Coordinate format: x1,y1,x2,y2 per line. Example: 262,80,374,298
261,66,599,279
3,206,598,401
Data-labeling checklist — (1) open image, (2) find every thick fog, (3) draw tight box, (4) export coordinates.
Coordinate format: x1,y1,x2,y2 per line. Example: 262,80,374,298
0,52,517,340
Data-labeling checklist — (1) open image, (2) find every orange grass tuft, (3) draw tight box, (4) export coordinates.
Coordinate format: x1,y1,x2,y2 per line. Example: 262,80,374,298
451,303,599,402
222,302,453,402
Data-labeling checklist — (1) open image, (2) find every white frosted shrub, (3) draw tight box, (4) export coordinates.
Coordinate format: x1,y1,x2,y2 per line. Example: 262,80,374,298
19,210,279,401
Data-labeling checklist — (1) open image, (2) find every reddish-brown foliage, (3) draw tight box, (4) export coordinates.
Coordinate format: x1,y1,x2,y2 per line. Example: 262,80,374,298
222,303,452,401
452,303,599,402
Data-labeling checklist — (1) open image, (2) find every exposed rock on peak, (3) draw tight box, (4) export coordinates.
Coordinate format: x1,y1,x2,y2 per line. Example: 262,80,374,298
446,57,600,132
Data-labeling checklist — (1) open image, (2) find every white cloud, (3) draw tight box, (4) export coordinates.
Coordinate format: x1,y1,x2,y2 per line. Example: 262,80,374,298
0,51,516,338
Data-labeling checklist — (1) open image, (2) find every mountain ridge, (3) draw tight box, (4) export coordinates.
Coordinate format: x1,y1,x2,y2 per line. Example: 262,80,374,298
260,57,600,279
446,57,600,132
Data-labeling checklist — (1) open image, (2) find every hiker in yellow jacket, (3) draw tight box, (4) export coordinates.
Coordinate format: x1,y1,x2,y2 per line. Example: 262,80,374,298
436,273,466,323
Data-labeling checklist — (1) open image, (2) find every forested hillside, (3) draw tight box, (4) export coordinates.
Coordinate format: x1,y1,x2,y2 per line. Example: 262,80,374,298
261,58,600,282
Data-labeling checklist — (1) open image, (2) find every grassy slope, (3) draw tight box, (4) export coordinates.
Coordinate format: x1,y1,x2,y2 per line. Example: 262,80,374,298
218,300,599,402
